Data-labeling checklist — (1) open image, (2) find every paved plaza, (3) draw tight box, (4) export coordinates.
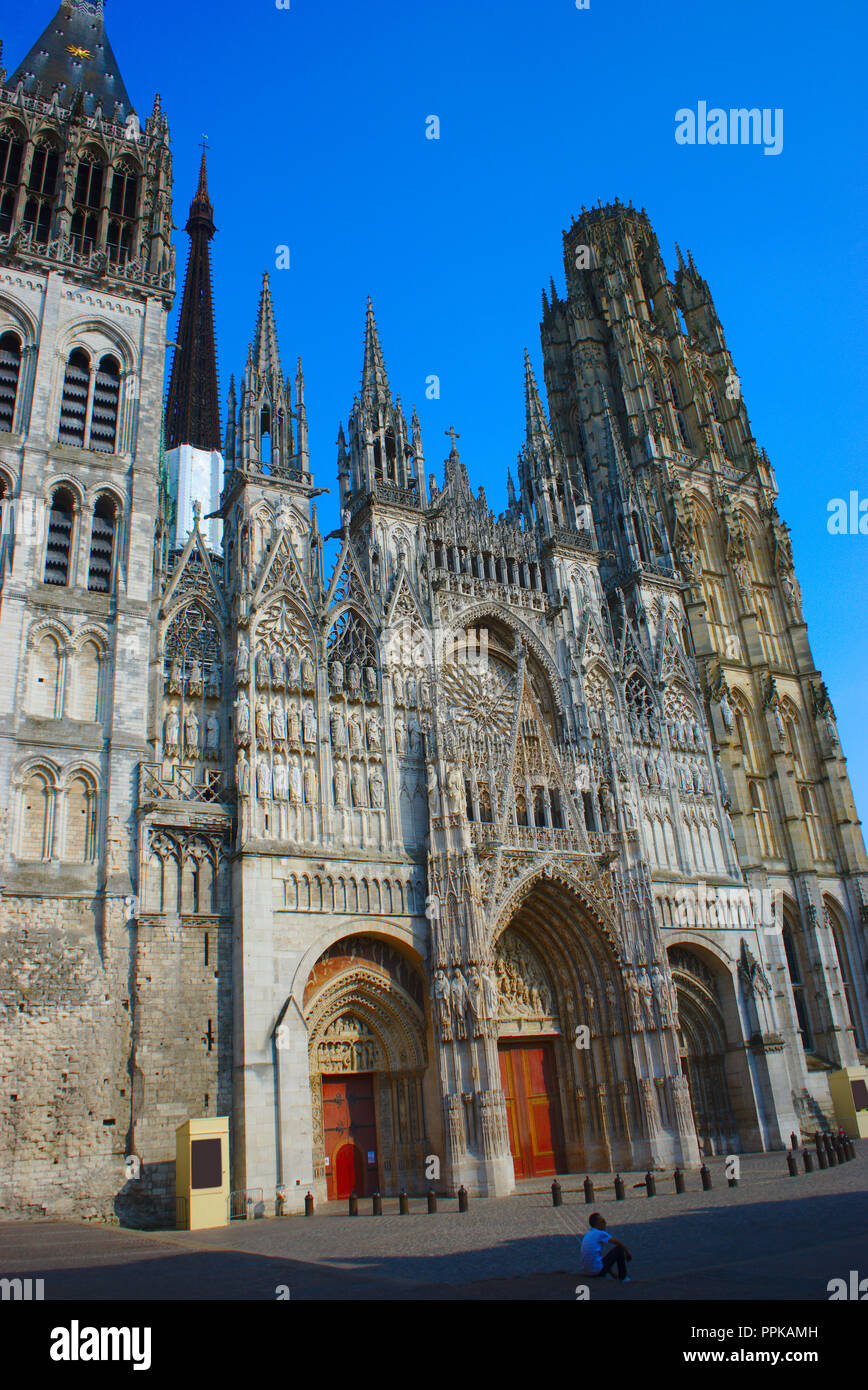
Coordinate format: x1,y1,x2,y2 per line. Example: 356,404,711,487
1,1147,865,1301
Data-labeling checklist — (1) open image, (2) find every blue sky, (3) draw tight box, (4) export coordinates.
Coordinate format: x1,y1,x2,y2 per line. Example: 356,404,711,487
7,0,867,816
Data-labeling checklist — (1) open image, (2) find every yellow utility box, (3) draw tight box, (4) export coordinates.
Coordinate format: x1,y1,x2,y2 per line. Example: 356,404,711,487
828,1067,868,1138
175,1117,230,1230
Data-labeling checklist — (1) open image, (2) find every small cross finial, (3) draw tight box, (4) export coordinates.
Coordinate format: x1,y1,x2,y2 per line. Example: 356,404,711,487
445,426,460,451
200,134,209,154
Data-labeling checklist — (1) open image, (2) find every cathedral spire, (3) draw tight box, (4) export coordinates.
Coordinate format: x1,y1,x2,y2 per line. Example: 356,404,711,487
523,349,552,451
164,150,221,452
8,1,134,121
252,272,283,381
361,297,391,403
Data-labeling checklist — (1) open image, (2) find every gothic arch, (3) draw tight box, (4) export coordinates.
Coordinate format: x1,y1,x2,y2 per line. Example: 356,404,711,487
667,940,742,1155
447,601,565,715
54,317,137,377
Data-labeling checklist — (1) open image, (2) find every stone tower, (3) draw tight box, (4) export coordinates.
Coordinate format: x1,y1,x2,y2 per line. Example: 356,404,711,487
0,0,174,1215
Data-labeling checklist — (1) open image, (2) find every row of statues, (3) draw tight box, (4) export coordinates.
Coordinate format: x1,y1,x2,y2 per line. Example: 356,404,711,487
327,655,379,700
433,964,499,1040
391,668,431,711
164,705,221,759
236,752,386,809
237,637,316,693
166,657,221,699
235,690,316,745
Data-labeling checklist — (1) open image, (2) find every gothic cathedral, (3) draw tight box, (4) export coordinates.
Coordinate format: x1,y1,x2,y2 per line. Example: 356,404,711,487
1,2,865,1223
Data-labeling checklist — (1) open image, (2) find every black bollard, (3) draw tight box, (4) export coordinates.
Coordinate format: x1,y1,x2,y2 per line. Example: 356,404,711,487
803,1148,814,1173
645,1171,656,1198
614,1174,625,1201
551,1180,563,1207
700,1164,712,1191
458,1185,469,1212
846,1137,856,1161
583,1176,595,1205
399,1190,409,1215
304,1191,314,1217
674,1168,685,1194
427,1189,437,1214
827,1141,838,1168
816,1142,828,1170
786,1150,798,1177
790,1131,798,1151
348,1191,358,1216
372,1192,382,1215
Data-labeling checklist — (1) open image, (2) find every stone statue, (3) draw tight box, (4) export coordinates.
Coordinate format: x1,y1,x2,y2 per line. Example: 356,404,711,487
329,658,344,691
235,690,250,741
286,648,300,688
255,646,269,687
288,704,301,743
773,703,785,741
236,750,250,796
236,636,249,683
395,716,407,753
167,656,184,694
406,673,417,706
271,648,285,688
187,659,203,697
347,660,362,696
303,762,317,804
369,766,385,809
469,969,485,1034
351,761,366,806
445,764,464,815
205,711,220,757
184,706,199,753
483,967,499,1019
348,714,363,751
363,662,378,698
289,757,302,803
718,688,733,731
206,660,222,698
301,653,315,691
333,760,348,806
256,696,270,743
434,970,452,1033
638,971,655,1029
303,703,317,743
330,709,346,748
271,699,286,743
164,706,180,755
366,715,382,750
392,670,405,706
256,757,272,800
450,968,469,1040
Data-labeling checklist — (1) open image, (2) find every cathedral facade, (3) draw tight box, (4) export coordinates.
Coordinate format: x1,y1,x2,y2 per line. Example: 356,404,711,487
1,2,866,1224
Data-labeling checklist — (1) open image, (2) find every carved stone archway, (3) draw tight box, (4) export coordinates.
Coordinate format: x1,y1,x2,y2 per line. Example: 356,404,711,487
303,934,430,1195
669,945,739,1155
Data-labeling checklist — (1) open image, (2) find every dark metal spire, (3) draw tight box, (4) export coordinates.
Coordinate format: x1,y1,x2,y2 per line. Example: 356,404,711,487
8,2,134,121
164,150,222,453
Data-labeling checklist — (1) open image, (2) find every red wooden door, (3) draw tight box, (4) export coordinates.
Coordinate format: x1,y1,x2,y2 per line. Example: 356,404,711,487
498,1040,565,1178
322,1074,378,1198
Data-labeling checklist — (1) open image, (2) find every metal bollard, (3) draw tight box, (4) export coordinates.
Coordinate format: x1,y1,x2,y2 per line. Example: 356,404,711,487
816,1142,828,1170
614,1174,625,1201
827,1141,838,1168
458,1185,469,1213
674,1168,685,1194
786,1151,798,1177
348,1191,358,1216
427,1189,437,1214
372,1192,382,1215
846,1138,856,1161
399,1190,409,1215
304,1191,314,1217
700,1165,712,1191
551,1180,563,1207
583,1176,595,1205
803,1148,814,1174
645,1171,656,1198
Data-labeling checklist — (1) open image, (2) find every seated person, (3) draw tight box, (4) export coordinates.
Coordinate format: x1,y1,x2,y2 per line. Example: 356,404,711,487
578,1212,632,1283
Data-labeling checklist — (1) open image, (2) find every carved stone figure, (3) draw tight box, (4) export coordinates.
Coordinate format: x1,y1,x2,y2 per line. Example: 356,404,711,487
329,658,344,691
450,967,470,1040
301,654,315,691
273,756,288,801
235,690,250,742
483,967,499,1019
638,971,655,1029
366,715,382,750
330,709,346,748
256,646,270,687
395,716,407,753
445,764,464,815
206,661,222,698
392,670,405,706
288,704,301,743
347,660,361,696
286,648,300,688
351,761,366,806
271,649,285,688
434,970,452,1034
303,762,317,804
184,706,199,752
333,760,348,806
256,696,270,743
303,703,317,742
164,707,180,755
256,757,272,800
369,766,385,809
236,637,249,684
168,657,184,694
363,662,378,698
348,714,363,751
271,699,286,743
289,757,302,803
187,659,203,697
236,750,250,796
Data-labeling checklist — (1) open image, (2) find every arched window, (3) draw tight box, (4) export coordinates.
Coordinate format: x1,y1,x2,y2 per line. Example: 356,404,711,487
71,156,104,256
748,779,777,858
58,348,90,447
23,139,59,244
65,775,97,862
799,785,826,860
29,632,62,715
825,899,865,1050
782,921,814,1052
74,640,101,720
89,355,120,452
43,488,75,585
0,330,22,432
106,160,138,267
87,494,117,591
667,368,692,448
0,126,23,235
260,405,272,467
20,770,52,860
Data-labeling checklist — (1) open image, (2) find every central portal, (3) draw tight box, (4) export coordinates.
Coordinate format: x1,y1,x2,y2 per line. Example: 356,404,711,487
322,1073,378,1199
498,1039,566,1179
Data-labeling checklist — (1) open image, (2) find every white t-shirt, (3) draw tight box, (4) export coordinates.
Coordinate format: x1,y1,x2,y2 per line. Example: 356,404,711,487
578,1227,613,1274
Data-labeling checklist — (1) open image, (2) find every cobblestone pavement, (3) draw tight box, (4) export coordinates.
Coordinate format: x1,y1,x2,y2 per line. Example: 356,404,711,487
1,1146,865,1300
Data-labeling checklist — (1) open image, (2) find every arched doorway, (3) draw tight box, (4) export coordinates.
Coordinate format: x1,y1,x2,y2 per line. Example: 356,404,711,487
492,874,639,1176
304,934,429,1197
668,946,738,1155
